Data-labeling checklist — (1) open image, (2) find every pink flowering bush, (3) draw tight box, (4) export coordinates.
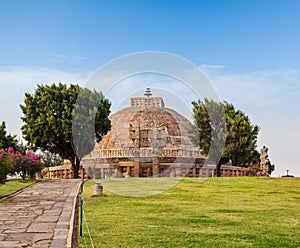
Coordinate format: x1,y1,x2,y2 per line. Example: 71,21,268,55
244,162,262,176
8,147,44,180
0,149,13,184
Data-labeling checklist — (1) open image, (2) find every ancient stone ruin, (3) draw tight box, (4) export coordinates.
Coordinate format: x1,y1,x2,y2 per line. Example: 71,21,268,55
81,88,211,178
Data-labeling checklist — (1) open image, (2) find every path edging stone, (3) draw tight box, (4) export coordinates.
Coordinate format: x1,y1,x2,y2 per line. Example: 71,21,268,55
66,180,82,248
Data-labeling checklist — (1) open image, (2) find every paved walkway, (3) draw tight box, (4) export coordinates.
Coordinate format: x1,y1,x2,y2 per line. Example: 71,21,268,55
0,179,81,248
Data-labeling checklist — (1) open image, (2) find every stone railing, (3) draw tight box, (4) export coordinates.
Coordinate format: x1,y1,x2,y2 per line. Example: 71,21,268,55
212,165,243,177
84,148,206,160
42,165,89,179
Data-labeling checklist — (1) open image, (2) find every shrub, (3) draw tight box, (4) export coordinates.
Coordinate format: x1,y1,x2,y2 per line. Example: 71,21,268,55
0,149,13,184
8,147,44,179
244,163,262,176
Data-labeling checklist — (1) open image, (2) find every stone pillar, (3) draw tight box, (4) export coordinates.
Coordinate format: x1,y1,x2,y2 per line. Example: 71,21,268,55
176,167,182,177
70,169,74,179
170,168,176,177
94,168,100,179
134,161,140,178
147,167,151,177
113,168,117,178
125,166,131,178
199,168,203,177
192,167,196,177
152,158,159,178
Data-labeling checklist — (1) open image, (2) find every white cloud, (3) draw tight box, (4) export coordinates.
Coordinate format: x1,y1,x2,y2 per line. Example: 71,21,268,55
199,64,225,70
49,53,88,62
0,66,90,139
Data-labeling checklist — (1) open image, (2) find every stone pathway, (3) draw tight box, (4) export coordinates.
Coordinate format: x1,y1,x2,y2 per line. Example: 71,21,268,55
0,179,81,248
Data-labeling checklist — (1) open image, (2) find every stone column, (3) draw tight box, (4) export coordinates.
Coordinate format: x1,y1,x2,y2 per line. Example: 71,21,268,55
170,168,176,177
176,166,182,177
114,168,119,178
134,161,140,177
192,167,196,177
152,158,159,178
147,167,151,177
199,168,203,177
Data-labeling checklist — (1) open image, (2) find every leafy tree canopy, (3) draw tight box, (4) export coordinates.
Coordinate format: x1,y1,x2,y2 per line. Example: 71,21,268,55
20,83,111,178
0,121,20,151
192,99,260,176
41,151,64,167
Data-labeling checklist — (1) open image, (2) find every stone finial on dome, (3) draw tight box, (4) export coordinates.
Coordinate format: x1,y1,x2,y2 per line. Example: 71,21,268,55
144,88,152,97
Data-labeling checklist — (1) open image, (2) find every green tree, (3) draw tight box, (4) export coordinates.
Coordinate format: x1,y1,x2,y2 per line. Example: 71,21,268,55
0,121,19,150
41,151,64,167
267,160,275,176
192,99,259,177
0,149,13,184
20,83,111,178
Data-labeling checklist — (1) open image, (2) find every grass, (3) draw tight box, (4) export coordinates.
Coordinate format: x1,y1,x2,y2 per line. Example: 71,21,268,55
0,179,37,198
79,177,300,248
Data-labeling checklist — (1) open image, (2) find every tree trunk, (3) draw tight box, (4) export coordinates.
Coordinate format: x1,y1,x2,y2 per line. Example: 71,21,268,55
71,156,80,178
74,168,79,178
216,161,222,177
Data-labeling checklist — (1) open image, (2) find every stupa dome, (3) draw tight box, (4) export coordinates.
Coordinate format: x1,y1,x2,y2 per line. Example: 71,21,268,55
98,89,195,151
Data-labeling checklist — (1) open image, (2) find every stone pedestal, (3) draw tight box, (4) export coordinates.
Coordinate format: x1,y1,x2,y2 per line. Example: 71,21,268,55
94,183,103,195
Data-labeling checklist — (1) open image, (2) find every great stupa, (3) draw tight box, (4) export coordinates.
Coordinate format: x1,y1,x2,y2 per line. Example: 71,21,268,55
82,88,210,178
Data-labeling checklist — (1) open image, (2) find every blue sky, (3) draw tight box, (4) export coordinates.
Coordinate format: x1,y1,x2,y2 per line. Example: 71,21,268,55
1,0,300,176
2,0,300,72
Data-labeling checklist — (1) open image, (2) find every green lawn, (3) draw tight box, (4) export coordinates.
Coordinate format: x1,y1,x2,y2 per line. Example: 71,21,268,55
0,179,37,198
79,177,300,248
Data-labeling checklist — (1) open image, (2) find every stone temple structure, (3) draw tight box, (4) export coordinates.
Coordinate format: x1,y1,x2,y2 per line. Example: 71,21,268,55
82,88,210,178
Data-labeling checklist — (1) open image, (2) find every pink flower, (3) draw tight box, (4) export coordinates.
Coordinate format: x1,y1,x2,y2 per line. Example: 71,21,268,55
8,147,14,154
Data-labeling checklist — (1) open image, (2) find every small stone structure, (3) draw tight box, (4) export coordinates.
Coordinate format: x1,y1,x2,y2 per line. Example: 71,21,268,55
94,182,103,195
